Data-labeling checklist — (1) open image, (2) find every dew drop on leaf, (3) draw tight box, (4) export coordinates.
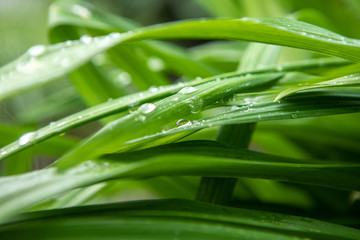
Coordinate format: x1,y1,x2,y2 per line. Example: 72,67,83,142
80,35,93,44
189,98,203,114
109,32,121,38
291,113,298,119
27,45,46,57
138,103,156,114
65,40,73,46
18,132,37,146
17,58,44,73
57,122,66,127
148,86,159,93
138,115,146,122
178,87,197,94
176,119,192,127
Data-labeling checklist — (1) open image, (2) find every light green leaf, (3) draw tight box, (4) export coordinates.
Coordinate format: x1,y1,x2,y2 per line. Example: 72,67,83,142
2,15,359,101
274,63,360,101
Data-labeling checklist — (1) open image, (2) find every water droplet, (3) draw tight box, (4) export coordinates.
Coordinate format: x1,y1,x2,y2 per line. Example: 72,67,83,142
65,40,73,46
80,35,93,44
17,58,44,73
301,32,307,36
244,106,253,112
71,4,92,19
149,86,159,93
57,122,66,127
277,26,287,31
244,98,252,104
291,113,298,119
109,32,121,38
28,45,46,57
138,103,156,114
231,105,240,110
77,115,83,119
188,98,203,114
176,119,192,127
84,161,97,168
18,132,37,146
147,57,165,72
178,87,197,94
138,115,146,122
117,72,132,85
173,97,179,101
1,150,7,156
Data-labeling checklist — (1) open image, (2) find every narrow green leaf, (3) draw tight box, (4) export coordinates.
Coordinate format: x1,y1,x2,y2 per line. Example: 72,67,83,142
0,72,278,162
0,141,359,221
54,73,282,169
2,15,358,101
2,199,359,240
274,63,360,101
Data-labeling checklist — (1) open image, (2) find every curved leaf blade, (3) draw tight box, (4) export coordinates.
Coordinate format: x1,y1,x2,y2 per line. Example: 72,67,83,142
2,199,360,240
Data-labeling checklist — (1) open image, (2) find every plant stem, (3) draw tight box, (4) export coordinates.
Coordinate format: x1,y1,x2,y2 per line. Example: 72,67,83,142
196,123,256,205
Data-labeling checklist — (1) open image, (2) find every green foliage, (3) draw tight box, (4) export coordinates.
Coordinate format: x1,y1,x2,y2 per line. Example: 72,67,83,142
0,0,360,239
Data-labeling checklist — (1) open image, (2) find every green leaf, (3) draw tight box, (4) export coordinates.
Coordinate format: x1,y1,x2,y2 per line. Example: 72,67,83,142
274,63,360,101
53,72,283,169
2,199,359,240
0,141,359,221
2,14,359,101
0,33,126,102
0,72,278,162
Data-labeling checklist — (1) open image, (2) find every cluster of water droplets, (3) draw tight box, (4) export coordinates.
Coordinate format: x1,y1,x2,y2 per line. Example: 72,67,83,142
328,74,360,86
13,45,48,75
178,86,197,94
13,29,122,78
179,87,205,114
